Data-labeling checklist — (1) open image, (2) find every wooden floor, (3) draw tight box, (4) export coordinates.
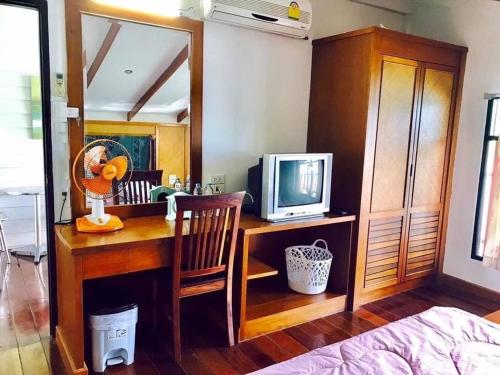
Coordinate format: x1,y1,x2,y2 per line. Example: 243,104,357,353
1,254,498,375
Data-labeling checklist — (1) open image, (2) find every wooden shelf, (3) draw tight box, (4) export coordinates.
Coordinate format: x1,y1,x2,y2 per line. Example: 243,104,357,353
238,213,356,235
246,279,345,321
241,279,346,340
247,257,278,280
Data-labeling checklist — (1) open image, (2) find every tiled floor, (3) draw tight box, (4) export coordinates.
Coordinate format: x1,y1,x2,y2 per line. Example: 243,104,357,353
0,253,498,375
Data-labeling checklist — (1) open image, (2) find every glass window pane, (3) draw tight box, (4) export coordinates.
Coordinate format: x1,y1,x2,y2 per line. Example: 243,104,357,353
475,140,498,257
492,99,500,136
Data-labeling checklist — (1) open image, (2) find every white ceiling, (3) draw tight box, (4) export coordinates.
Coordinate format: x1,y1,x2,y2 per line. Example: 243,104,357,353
82,14,190,118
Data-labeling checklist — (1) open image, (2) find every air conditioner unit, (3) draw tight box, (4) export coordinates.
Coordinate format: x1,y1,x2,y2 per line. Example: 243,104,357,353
203,0,312,39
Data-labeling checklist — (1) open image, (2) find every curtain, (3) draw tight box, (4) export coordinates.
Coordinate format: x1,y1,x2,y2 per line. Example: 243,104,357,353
483,139,500,270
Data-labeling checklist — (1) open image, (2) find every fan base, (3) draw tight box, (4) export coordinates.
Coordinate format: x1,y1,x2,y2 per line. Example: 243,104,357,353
76,215,124,233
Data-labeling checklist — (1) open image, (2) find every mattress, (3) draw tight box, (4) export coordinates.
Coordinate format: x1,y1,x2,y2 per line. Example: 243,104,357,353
250,307,500,374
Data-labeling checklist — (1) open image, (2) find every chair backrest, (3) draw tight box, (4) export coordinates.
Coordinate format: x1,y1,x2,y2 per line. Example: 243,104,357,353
113,170,163,204
173,192,245,280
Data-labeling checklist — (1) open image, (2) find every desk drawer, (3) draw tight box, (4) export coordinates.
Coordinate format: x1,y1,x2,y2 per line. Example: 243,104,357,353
129,245,170,272
82,249,128,279
82,246,171,279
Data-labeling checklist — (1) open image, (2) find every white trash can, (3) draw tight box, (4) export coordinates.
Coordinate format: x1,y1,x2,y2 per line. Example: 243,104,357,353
285,239,333,295
89,303,138,373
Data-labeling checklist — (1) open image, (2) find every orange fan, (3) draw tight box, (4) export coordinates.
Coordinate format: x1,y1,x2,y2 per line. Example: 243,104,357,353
72,140,132,233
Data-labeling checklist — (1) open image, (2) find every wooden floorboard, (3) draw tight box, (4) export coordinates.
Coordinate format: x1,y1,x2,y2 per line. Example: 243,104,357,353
1,255,499,375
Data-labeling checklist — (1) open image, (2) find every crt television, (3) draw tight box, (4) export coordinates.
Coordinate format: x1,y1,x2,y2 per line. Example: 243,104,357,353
247,153,332,221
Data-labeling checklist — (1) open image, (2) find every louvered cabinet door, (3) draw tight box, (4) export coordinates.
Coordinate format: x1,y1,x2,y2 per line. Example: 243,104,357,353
364,57,418,290
403,65,456,280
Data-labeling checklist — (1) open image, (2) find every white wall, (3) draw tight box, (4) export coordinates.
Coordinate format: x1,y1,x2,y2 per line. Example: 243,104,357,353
202,22,312,192
310,0,407,39
407,0,500,291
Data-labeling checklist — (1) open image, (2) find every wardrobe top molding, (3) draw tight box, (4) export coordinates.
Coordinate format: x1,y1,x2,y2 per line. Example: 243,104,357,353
313,26,468,54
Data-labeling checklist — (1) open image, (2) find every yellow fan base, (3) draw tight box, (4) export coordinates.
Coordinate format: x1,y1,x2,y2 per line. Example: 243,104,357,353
76,215,124,233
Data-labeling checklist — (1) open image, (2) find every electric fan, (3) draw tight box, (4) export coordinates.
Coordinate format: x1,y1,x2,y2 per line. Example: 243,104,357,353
72,139,132,233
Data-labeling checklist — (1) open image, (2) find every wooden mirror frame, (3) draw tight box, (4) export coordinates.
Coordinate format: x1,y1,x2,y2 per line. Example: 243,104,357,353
65,0,203,218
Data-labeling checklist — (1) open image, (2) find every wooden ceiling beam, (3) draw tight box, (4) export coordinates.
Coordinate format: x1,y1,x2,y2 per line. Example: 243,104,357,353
87,21,121,87
177,108,189,123
127,44,189,122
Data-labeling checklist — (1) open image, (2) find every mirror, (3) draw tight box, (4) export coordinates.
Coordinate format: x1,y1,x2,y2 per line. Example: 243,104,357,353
81,14,191,206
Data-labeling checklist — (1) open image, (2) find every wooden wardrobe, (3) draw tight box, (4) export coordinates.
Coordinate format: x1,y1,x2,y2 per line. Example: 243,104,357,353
307,27,467,307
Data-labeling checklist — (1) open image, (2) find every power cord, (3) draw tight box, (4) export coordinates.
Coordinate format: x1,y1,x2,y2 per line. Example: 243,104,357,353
55,192,72,225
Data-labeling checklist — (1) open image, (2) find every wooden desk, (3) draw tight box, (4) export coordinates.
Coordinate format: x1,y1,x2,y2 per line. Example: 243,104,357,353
55,213,355,375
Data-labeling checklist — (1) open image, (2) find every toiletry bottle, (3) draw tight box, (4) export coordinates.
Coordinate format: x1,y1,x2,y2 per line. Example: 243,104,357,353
174,178,182,191
193,183,202,196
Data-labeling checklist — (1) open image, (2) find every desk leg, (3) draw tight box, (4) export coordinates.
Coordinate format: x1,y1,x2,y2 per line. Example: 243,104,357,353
55,240,87,375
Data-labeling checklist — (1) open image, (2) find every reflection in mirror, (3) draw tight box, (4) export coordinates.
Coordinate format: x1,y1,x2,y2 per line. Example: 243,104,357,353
82,14,191,206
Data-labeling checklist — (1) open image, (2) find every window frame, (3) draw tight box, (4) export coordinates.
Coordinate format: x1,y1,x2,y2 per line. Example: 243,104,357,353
471,98,500,260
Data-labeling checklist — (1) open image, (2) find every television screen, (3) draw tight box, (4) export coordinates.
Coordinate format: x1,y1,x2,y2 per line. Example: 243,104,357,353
277,159,324,207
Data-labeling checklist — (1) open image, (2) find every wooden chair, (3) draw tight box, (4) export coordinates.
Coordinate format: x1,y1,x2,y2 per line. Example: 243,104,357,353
113,170,163,204
171,192,245,363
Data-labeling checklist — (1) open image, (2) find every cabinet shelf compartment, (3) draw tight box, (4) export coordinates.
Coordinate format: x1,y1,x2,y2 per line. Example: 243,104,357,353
247,256,279,280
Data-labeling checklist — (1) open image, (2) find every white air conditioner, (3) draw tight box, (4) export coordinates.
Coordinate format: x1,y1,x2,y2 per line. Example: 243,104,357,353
203,0,312,39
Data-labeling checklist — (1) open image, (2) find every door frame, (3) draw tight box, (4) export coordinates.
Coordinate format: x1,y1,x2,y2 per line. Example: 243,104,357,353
0,0,56,335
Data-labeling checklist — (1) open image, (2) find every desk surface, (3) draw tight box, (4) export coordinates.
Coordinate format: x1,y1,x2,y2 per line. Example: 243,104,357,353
55,213,356,255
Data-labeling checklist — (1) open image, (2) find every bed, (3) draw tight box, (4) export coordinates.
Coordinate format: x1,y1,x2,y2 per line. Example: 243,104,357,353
251,307,500,374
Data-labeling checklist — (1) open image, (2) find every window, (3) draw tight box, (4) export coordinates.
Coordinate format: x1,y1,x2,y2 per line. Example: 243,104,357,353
472,98,500,260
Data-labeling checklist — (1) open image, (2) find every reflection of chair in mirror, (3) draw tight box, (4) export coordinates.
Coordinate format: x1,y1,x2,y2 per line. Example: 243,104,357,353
113,170,163,205
169,192,245,364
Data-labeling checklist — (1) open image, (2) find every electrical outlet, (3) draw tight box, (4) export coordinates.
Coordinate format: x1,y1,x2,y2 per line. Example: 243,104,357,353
211,175,225,184
211,183,225,194
168,175,177,185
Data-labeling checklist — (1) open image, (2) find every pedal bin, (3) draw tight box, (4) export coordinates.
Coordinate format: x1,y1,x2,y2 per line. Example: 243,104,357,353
89,303,138,373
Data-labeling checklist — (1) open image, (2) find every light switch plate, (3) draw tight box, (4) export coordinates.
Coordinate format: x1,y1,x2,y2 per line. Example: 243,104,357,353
168,175,177,185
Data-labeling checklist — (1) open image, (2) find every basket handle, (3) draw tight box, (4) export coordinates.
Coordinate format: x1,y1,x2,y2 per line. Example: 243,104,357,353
312,239,333,258
312,239,328,250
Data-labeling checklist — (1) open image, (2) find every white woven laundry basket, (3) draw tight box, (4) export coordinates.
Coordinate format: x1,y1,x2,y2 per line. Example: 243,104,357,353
285,239,333,295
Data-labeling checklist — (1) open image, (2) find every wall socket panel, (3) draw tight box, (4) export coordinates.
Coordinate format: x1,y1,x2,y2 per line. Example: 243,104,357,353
210,175,225,193
211,175,225,184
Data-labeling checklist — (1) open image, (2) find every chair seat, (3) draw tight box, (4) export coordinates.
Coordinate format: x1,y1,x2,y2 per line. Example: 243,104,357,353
180,276,226,298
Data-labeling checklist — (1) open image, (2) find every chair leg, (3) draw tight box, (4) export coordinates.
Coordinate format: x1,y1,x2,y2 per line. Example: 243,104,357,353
172,297,182,364
226,286,235,347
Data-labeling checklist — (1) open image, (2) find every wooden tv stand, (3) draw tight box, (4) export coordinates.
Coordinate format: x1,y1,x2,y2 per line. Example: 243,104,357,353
237,213,356,341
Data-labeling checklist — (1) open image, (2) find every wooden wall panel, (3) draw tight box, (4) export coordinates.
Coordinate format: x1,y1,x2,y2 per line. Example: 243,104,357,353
412,69,454,207
157,125,186,186
371,59,416,212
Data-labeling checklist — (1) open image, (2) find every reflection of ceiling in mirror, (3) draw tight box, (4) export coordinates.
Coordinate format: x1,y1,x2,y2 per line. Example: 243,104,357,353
82,15,190,119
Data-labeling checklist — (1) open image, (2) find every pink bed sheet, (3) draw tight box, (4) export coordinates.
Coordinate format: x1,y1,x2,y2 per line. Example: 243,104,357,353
250,307,500,374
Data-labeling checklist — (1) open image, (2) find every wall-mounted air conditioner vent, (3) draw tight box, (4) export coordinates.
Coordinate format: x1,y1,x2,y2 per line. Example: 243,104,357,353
204,0,312,39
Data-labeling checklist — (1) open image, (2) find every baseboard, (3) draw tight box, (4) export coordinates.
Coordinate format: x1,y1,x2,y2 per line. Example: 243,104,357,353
352,276,434,309
436,273,500,303
55,327,88,375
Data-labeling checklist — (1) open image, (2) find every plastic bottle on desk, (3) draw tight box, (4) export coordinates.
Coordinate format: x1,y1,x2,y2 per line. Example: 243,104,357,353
193,183,203,196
